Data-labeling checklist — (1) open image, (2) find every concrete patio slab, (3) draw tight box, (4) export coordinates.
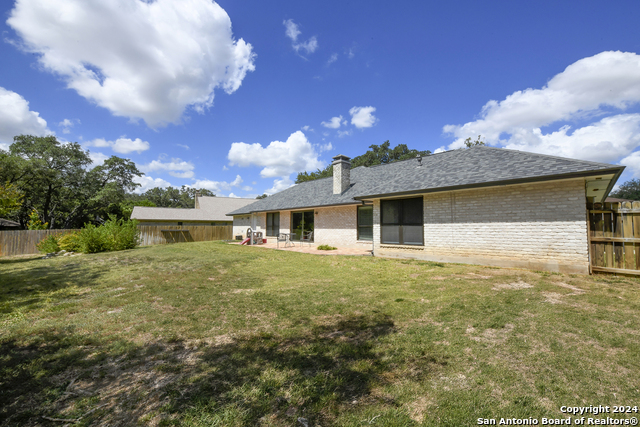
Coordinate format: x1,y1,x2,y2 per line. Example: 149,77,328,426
229,241,372,256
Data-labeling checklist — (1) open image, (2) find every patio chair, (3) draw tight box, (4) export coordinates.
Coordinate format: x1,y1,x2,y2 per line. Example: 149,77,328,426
300,230,313,247
277,233,290,248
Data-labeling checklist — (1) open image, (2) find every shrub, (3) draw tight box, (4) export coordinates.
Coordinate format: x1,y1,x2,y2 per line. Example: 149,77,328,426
76,217,140,253
101,216,140,251
77,224,108,253
27,209,48,230
36,234,60,253
58,232,82,252
317,244,337,251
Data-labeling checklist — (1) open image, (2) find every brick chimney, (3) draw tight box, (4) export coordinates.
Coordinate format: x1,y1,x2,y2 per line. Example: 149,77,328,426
195,190,201,209
332,154,351,194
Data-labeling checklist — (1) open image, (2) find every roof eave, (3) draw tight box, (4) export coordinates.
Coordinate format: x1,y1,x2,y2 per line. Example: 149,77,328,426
600,165,625,203
354,168,625,200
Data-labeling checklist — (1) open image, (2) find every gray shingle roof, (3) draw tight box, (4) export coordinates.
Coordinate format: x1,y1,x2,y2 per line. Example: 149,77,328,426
132,196,254,221
228,146,624,215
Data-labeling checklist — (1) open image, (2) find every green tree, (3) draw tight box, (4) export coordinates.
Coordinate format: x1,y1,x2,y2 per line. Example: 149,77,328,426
0,135,143,228
609,179,640,201
141,186,215,208
296,141,431,183
27,208,48,230
256,194,268,199
464,135,486,148
0,182,23,218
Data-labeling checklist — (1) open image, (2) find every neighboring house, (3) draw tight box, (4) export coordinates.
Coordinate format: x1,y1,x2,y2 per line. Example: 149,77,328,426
131,195,255,227
227,146,624,274
0,218,21,230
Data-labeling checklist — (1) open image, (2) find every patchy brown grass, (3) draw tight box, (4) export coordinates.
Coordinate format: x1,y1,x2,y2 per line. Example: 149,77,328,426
1,242,640,426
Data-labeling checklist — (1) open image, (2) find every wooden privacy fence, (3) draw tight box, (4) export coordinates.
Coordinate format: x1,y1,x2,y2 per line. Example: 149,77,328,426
0,229,80,257
137,225,232,246
589,201,640,275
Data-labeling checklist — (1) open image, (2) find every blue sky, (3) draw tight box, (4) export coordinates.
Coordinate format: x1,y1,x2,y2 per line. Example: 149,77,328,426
1,0,639,197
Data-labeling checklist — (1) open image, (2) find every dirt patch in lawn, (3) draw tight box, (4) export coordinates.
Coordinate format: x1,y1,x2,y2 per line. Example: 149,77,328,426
492,281,533,290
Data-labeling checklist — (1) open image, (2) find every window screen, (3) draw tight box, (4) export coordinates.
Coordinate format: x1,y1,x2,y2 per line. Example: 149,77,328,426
380,197,423,245
357,205,373,241
266,212,280,237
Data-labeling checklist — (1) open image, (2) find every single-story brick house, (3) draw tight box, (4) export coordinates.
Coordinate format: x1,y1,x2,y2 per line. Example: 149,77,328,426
131,195,254,226
228,146,624,274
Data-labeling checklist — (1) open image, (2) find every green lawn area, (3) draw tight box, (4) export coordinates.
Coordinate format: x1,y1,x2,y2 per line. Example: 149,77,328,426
1,242,639,426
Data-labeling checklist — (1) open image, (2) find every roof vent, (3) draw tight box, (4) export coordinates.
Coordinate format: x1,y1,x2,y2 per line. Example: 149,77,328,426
417,155,422,166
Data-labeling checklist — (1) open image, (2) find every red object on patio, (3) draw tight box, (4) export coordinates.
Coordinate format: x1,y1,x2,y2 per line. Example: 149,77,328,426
240,238,250,245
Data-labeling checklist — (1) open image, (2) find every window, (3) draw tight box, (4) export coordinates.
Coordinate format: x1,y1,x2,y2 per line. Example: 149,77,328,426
266,212,280,237
291,211,313,241
178,222,183,226
357,205,373,241
380,197,423,245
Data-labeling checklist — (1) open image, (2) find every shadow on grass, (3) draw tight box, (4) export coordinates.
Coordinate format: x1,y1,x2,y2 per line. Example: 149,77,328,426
0,258,108,315
0,313,446,426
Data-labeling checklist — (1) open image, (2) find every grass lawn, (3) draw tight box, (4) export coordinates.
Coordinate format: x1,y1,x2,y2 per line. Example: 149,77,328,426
1,241,639,426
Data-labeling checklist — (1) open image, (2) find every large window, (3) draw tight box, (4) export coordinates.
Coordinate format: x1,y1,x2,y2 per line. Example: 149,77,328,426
381,197,423,245
291,211,314,240
357,205,373,241
266,212,280,237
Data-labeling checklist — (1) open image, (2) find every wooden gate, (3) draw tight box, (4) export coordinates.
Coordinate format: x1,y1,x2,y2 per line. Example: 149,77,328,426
588,201,640,275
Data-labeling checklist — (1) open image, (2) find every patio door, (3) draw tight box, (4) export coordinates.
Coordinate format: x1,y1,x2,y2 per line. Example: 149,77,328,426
291,210,314,241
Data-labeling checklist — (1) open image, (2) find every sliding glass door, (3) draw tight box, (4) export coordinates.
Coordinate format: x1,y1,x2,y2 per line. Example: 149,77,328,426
291,210,314,241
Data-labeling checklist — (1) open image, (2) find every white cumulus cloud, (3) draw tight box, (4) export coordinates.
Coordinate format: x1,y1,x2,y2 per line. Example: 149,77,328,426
139,158,195,179
265,177,294,195
58,118,79,134
133,175,173,194
283,19,318,56
228,131,325,178
0,87,51,149
443,51,640,166
191,174,243,193
321,115,344,129
7,0,255,128
620,151,640,178
87,137,150,154
88,151,109,168
349,106,378,128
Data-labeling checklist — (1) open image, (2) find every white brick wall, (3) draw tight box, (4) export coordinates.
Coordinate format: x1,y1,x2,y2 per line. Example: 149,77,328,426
315,205,367,248
232,215,251,239
234,206,371,248
374,178,589,273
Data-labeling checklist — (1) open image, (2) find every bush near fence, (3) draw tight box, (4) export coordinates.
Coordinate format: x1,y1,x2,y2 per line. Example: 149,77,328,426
1,225,233,256
0,230,80,257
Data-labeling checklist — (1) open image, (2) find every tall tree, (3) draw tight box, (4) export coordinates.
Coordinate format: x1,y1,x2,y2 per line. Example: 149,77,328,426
296,141,431,183
0,182,23,218
0,135,143,228
609,179,640,201
464,135,486,148
140,186,215,208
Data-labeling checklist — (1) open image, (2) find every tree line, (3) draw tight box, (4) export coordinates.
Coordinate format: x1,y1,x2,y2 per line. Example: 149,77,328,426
0,135,217,229
296,141,432,183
